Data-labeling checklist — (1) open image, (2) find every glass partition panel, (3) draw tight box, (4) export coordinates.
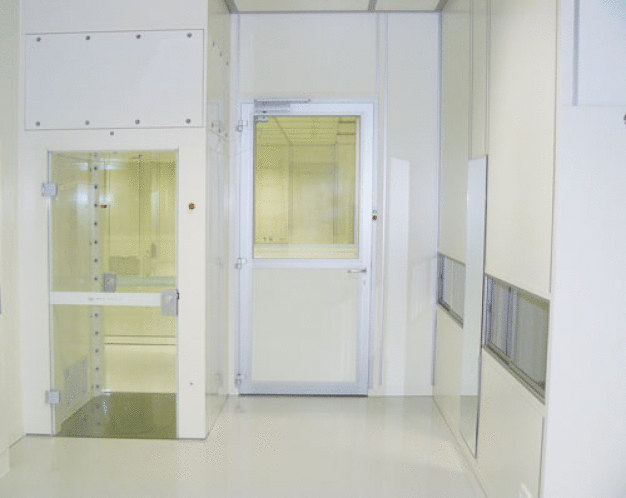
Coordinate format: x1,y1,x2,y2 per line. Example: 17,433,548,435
459,156,487,456
49,150,177,439
254,116,360,259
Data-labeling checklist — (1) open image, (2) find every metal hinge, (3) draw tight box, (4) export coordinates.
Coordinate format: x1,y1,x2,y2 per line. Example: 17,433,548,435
235,257,247,270
45,389,60,405
41,182,58,197
235,373,243,387
235,119,248,132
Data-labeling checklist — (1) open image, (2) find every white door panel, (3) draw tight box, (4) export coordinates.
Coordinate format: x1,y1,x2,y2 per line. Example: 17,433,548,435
252,268,360,384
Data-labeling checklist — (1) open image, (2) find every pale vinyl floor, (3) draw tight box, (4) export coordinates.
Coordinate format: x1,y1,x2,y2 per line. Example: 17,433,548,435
0,396,485,497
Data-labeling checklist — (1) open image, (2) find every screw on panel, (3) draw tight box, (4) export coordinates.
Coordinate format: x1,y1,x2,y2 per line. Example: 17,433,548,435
35,121,41,127
187,32,192,38
36,37,41,42
136,34,141,39
85,120,90,125
110,131,114,136
186,118,191,124
85,35,90,40
135,119,141,125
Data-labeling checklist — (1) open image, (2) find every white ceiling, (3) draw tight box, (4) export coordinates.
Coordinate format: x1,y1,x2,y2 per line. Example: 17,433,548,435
229,0,444,13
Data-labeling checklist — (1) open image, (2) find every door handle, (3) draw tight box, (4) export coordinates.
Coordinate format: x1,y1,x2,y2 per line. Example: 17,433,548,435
161,289,179,316
347,268,367,274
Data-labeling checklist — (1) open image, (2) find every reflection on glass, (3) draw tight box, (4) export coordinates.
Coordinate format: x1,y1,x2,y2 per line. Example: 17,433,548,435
459,156,487,456
254,116,360,259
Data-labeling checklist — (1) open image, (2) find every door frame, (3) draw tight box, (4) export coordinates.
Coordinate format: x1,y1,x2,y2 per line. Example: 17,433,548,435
236,100,375,395
18,128,208,438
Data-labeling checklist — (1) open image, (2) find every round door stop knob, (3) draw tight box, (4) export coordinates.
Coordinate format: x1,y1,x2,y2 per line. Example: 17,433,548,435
188,202,196,210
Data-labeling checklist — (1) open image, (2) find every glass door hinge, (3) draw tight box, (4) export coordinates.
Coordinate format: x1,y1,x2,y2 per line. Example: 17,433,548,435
41,182,58,197
235,257,247,270
235,373,243,387
236,120,248,132
45,389,60,405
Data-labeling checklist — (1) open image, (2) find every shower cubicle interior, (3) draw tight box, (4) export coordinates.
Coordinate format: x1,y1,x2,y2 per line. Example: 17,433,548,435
48,150,178,439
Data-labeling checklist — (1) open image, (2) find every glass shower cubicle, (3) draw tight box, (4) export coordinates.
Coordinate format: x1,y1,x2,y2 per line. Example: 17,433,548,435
48,150,178,439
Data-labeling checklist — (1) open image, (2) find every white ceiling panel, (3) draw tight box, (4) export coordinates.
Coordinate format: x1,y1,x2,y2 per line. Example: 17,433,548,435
234,0,370,12
375,0,441,11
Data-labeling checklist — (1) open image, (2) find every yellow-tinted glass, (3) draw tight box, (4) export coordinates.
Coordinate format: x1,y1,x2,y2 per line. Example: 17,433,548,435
254,116,360,259
50,151,177,292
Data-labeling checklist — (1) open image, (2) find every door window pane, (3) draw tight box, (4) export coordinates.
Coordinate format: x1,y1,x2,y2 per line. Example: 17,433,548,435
254,116,360,259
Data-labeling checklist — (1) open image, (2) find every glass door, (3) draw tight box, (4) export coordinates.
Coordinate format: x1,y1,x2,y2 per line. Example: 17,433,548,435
238,102,374,395
48,150,178,438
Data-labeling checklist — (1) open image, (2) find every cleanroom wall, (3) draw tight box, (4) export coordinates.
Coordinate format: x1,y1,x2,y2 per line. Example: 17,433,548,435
0,0,22,478
436,0,556,496
231,12,439,395
19,0,212,439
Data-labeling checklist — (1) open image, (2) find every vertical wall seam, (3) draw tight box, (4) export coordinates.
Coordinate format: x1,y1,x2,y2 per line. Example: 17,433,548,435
377,13,389,388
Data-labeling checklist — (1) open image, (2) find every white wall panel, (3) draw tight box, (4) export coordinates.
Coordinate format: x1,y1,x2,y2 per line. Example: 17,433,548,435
382,158,410,393
0,0,23,476
387,14,439,395
486,0,556,298
238,14,378,98
576,1,626,106
25,30,204,130
22,0,208,32
543,104,626,496
477,352,544,498
470,0,488,158
439,0,470,263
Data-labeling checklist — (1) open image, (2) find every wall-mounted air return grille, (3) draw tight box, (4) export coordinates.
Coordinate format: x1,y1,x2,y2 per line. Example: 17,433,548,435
437,254,465,325
483,276,550,399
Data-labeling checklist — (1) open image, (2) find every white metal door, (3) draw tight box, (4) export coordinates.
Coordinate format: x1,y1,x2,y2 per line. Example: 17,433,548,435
238,101,374,395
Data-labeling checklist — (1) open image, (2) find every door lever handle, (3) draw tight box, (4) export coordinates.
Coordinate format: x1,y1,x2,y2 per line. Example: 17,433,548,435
347,268,367,274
